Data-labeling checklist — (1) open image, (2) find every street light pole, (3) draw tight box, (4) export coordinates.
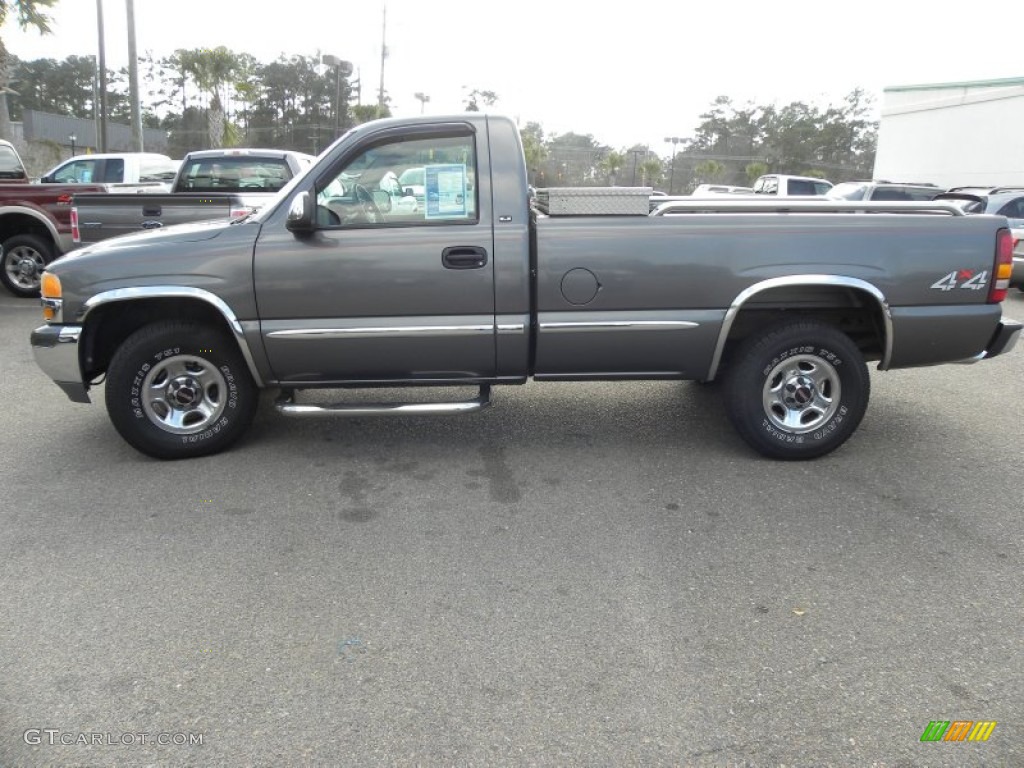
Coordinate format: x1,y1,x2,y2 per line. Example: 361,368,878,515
69,134,77,156
322,54,353,138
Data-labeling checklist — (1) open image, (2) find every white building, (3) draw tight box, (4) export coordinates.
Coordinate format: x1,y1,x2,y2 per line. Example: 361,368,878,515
873,76,1024,189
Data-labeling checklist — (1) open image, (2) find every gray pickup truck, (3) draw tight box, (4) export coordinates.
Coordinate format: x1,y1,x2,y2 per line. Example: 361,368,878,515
70,147,315,245
31,113,1021,461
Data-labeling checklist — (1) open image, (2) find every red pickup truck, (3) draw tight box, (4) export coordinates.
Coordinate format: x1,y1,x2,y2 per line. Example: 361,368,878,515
0,139,107,297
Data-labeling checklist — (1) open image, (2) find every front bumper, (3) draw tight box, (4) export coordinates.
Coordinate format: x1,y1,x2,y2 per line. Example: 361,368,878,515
30,324,90,403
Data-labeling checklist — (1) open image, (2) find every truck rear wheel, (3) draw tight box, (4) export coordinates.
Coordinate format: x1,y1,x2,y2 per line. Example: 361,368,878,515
105,321,258,460
1,234,53,298
723,320,870,460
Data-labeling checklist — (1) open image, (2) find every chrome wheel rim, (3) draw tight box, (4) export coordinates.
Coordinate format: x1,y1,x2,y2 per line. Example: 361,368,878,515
762,354,841,434
3,247,44,291
141,354,227,434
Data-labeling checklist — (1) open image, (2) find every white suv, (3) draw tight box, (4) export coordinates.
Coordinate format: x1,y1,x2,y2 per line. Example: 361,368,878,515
752,174,833,196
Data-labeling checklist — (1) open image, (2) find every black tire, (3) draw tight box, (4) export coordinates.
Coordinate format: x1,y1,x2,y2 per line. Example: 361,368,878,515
1,234,54,298
105,321,258,459
723,320,870,460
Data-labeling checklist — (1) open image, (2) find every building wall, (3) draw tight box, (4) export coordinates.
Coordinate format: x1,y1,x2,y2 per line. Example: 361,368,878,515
873,80,1024,188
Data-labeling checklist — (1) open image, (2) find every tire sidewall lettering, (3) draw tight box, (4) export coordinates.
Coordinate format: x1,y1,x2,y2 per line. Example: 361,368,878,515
760,346,850,444
128,348,238,428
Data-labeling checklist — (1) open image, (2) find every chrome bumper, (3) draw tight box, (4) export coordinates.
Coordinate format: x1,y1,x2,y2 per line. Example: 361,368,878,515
30,324,90,403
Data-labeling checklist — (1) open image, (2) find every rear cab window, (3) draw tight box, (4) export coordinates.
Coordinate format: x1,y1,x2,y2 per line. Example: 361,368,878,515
179,156,296,192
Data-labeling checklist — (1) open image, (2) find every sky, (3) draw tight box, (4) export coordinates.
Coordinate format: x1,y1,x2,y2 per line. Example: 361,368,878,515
2,0,1021,155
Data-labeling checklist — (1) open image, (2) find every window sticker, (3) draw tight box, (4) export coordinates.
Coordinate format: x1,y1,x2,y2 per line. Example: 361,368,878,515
424,164,468,219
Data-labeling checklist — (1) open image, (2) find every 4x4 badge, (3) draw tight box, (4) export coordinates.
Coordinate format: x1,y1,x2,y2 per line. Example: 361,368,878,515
931,270,988,291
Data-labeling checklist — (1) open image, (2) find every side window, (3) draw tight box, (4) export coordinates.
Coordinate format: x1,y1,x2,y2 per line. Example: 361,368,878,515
315,133,477,228
997,198,1024,220
101,159,125,183
763,177,778,195
788,179,814,195
813,182,831,196
53,159,98,183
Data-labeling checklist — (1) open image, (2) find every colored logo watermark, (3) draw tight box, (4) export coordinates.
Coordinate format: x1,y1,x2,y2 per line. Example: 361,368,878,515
920,720,996,742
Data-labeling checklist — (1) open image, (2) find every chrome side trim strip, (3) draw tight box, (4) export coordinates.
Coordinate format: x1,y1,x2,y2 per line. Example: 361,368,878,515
266,324,494,339
706,275,893,381
497,322,525,333
539,320,699,331
79,286,264,387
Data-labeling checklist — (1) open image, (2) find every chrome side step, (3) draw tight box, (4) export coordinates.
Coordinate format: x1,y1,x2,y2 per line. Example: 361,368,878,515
275,385,492,417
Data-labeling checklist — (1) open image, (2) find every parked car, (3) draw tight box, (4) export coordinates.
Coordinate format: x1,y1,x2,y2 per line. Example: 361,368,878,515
827,180,942,201
0,140,112,297
71,147,316,246
38,152,179,191
934,187,1024,291
692,184,753,195
752,174,833,196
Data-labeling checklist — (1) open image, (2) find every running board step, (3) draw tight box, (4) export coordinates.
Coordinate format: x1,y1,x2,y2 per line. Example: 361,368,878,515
275,386,492,417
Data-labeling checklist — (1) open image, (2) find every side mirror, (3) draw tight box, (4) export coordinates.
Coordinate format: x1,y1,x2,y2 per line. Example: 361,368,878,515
285,191,314,234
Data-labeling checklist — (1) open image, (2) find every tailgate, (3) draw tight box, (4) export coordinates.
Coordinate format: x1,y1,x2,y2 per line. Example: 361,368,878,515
74,193,237,244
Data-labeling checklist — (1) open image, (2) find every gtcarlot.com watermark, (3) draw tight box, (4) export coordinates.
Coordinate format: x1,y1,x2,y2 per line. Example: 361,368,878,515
24,729,203,747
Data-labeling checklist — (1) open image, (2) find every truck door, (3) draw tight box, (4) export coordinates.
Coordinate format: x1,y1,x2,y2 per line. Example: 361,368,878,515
254,125,496,384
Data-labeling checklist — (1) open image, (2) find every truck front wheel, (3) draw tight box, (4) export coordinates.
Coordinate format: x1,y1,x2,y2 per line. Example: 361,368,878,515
723,320,870,460
1,234,53,298
105,321,258,459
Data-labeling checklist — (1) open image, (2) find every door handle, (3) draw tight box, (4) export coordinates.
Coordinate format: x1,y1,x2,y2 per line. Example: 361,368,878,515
442,246,488,269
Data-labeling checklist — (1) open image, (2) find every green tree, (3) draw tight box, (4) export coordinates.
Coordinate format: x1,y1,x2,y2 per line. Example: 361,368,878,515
463,88,497,112
520,121,546,184
639,158,662,188
599,150,626,186
745,161,768,185
178,46,239,148
0,0,57,140
694,159,726,184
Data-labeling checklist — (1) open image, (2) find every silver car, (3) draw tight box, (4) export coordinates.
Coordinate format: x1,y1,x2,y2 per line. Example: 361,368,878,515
935,187,1024,291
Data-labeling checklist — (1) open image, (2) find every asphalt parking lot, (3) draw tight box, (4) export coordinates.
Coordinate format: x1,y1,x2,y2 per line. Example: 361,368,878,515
1,290,1022,767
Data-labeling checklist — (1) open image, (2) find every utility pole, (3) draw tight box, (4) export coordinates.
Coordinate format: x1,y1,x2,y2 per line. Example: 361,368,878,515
126,0,143,150
377,3,387,110
96,0,108,152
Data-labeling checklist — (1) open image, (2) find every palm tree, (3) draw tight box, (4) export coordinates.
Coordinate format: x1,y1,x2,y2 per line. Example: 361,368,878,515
0,0,57,141
639,158,662,188
694,159,726,185
600,150,626,186
179,46,238,148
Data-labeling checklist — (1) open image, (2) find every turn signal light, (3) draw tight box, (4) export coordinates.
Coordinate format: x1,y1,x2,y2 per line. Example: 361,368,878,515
989,228,1013,303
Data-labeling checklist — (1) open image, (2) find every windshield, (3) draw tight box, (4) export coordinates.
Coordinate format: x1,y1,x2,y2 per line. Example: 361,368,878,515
0,144,25,178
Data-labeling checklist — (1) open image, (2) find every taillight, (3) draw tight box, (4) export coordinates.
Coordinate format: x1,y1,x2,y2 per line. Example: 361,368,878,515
70,207,80,244
989,227,1013,303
